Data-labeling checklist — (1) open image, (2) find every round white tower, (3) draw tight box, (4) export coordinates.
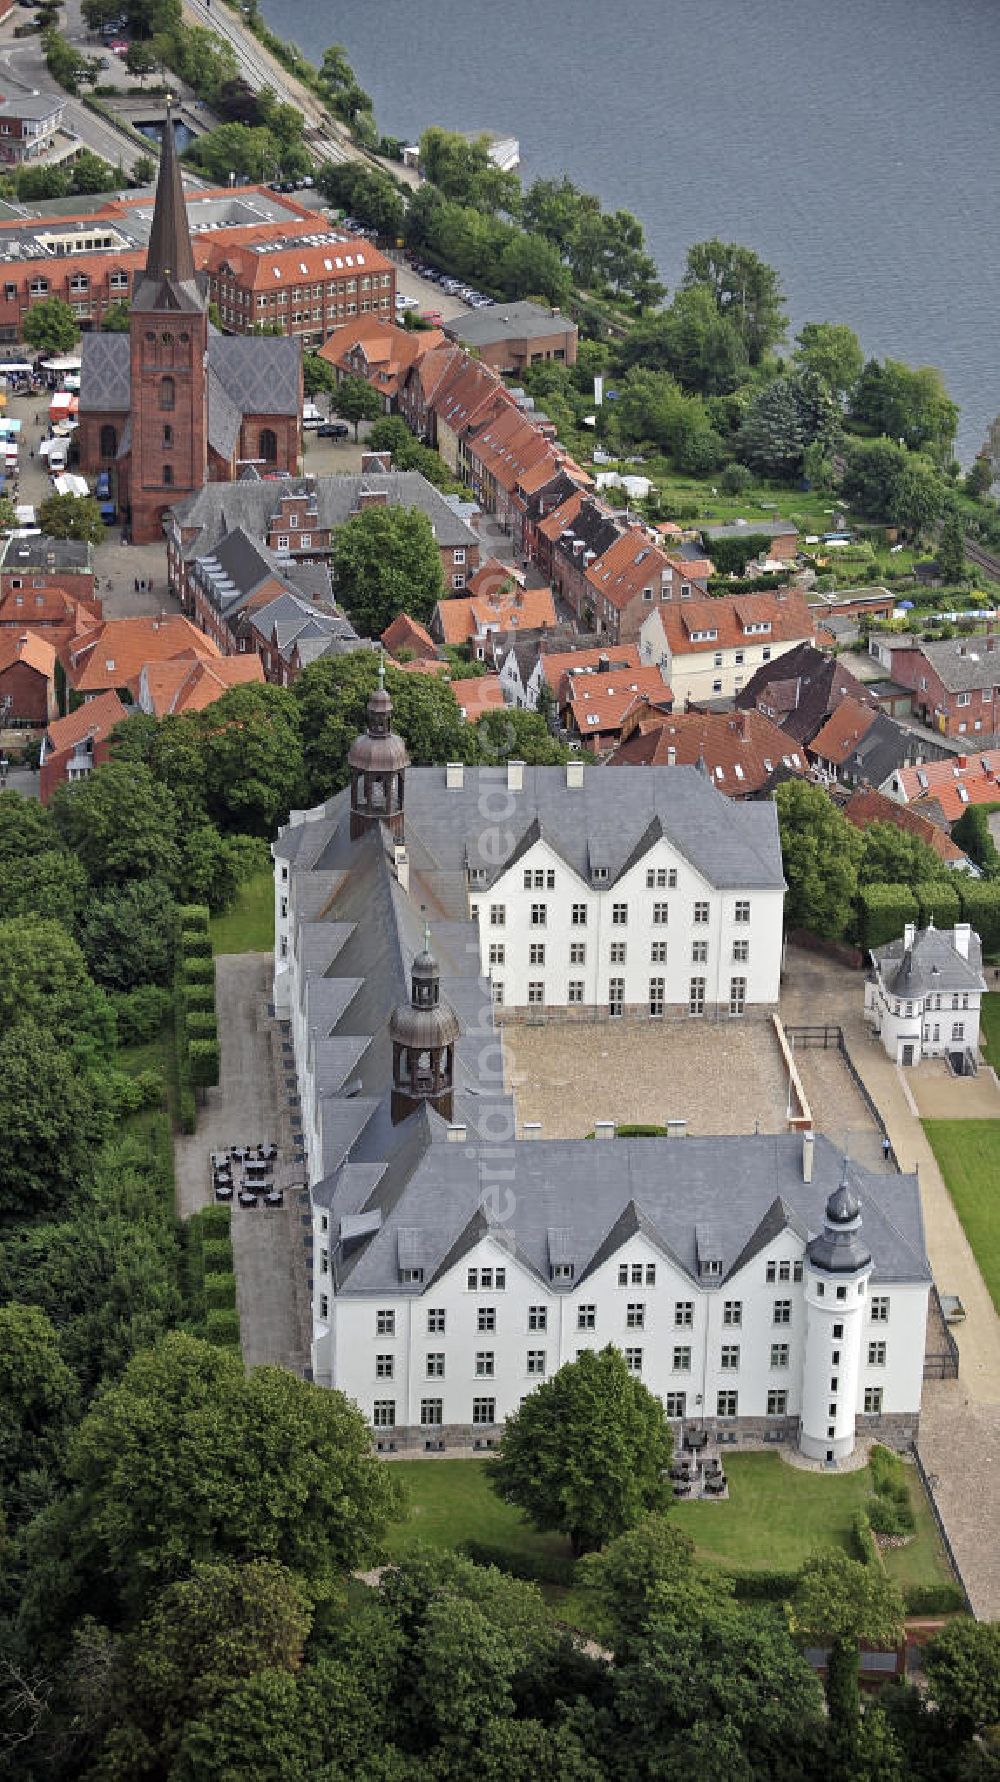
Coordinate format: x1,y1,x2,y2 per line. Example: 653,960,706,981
799,1169,873,1463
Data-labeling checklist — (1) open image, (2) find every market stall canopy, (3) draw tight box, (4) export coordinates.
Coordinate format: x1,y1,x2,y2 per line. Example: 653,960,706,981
41,356,82,372
52,473,89,497
0,363,33,375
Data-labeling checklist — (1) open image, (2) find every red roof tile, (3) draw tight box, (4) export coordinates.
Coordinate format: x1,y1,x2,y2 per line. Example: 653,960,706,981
843,787,967,863
43,689,127,753
809,697,880,764
0,629,56,679
610,707,803,793
381,613,439,660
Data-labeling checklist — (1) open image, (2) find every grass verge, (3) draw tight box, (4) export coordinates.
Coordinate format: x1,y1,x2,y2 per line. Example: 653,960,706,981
923,1119,1000,1313
980,993,1000,1072
209,872,275,955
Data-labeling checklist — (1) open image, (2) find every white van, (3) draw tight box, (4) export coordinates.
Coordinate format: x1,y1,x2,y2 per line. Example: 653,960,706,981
302,402,324,429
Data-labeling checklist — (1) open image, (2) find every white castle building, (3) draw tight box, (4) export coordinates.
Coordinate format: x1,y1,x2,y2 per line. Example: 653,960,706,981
273,679,932,1460
865,919,985,1069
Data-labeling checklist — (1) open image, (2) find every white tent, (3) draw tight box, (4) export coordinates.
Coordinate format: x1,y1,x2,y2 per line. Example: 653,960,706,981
38,436,63,458
41,356,82,372
53,473,89,498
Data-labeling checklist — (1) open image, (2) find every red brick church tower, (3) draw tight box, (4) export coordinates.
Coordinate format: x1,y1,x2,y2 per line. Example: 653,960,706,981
127,111,208,544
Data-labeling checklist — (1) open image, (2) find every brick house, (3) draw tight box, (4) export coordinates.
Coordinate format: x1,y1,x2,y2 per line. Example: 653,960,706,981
442,300,578,375
206,232,395,348
584,529,712,645
867,633,1000,739
65,614,221,700
130,652,264,717
559,661,673,752
317,316,445,412
431,582,557,659
381,613,439,663
701,519,799,565
0,629,56,725
611,707,804,796
0,535,100,652
38,690,127,803
736,643,877,747
78,122,302,543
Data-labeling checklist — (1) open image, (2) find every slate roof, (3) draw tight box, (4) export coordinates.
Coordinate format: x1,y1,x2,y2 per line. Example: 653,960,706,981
737,643,875,746
443,300,577,348
79,333,300,434
895,636,1000,694
77,333,131,414
872,924,986,998
172,470,477,560
837,711,942,791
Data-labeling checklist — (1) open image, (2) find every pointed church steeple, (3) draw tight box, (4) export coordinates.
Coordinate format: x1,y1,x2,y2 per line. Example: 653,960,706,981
132,102,202,311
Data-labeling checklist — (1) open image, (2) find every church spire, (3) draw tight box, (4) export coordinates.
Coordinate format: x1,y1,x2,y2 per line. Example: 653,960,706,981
144,101,196,286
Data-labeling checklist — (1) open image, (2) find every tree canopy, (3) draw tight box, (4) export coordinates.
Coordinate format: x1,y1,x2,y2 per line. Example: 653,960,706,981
36,495,107,546
490,1346,674,1554
22,296,80,356
330,503,445,633
774,779,864,940
332,371,384,439
682,239,788,363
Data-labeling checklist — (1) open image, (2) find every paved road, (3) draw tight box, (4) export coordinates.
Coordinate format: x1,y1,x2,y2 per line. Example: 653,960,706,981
174,953,309,1376
0,8,148,175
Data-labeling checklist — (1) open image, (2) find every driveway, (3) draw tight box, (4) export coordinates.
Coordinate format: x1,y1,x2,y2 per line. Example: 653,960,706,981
174,953,309,1376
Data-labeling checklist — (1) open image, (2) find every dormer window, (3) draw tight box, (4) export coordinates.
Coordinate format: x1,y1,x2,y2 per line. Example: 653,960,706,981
552,1262,574,1282
592,865,608,882
399,1267,424,1284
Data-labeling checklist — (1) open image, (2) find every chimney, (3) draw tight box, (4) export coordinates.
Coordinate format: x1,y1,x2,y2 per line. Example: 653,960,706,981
566,758,584,788
594,1120,616,1140
393,844,409,894
953,922,971,960
17,632,28,653
666,745,676,766
357,488,389,510
446,761,464,789
507,758,524,791
903,922,916,950
802,1129,815,1184
446,1122,467,1143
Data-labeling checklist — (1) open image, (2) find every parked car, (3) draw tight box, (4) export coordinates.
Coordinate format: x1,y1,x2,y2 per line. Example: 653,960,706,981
109,39,129,55
317,420,349,439
421,309,443,324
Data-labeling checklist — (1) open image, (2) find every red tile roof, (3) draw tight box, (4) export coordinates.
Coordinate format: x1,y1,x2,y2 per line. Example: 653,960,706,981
132,654,264,716
809,697,880,764
893,747,1000,819
0,629,56,679
564,663,673,740
842,786,967,863
435,584,557,646
381,612,439,660
448,674,505,721
585,528,675,613
610,707,803,793
319,316,446,400
43,688,127,753
210,231,393,293
67,615,220,692
656,587,814,657
537,642,643,690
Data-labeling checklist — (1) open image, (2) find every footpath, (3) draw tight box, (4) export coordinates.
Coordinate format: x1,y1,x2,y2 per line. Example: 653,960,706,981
781,947,1000,1617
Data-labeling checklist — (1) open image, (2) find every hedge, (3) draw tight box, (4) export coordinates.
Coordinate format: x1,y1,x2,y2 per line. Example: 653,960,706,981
728,1569,802,1602
204,1270,238,1311
201,1236,233,1276
185,1011,218,1043
457,1539,576,1588
915,881,961,930
182,982,216,1016
189,1037,221,1089
204,1307,241,1347
173,981,197,1135
869,1443,907,1497
180,929,213,960
852,1507,879,1568
182,956,215,985
178,904,211,934
952,803,1000,873
194,1205,232,1241
857,883,919,951
902,1582,966,1615
867,1494,916,1536
957,879,1000,954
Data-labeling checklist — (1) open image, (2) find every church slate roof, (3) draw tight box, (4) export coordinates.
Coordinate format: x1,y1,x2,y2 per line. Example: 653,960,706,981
79,334,300,450
208,334,301,417
206,362,242,463
78,332,130,413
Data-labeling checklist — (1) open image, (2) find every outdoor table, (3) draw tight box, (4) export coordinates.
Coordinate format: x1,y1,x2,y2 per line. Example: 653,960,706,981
238,1190,258,1207
261,1143,278,1161
214,1183,234,1202
264,1188,284,1208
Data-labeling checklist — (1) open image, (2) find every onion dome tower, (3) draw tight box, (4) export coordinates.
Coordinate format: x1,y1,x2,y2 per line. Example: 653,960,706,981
390,925,460,1125
348,656,409,840
799,1165,874,1463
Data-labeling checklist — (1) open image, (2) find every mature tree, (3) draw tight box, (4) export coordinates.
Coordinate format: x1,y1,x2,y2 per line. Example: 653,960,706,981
924,1619,1000,1739
893,454,946,538
794,321,864,401
69,151,117,196
330,503,444,633
619,284,749,395
302,352,337,399
199,683,305,836
36,494,107,545
841,436,912,521
87,1561,312,1775
737,375,809,481
615,369,722,470
0,846,88,930
332,371,384,440
22,296,80,356
0,788,60,861
774,779,863,940
0,1303,78,1515
294,651,471,801
851,357,959,465
184,122,284,184
0,1022,112,1219
858,821,949,888
316,160,406,239
419,127,521,215
794,1550,905,1759
63,1332,404,1611
577,1515,697,1645
491,1346,674,1555
937,508,966,584
16,162,70,202
522,174,597,251
100,300,131,333
497,230,571,305
475,707,569,765
0,915,115,1054
130,153,156,185
78,878,177,990
682,239,787,363
51,760,181,887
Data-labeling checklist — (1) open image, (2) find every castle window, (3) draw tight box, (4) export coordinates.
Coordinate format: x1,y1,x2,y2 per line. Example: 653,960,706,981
163,425,173,447
159,376,175,411
162,466,173,486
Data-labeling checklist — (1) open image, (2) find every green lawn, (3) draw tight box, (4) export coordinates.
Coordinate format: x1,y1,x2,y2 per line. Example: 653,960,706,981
384,1451,953,1594
981,994,1000,1072
209,872,275,955
923,1119,1000,1313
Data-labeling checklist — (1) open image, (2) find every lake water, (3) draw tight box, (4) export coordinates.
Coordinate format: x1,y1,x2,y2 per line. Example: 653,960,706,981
262,0,1000,461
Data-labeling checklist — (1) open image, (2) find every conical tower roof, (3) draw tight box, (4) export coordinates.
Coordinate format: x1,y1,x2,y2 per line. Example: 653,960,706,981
132,104,204,313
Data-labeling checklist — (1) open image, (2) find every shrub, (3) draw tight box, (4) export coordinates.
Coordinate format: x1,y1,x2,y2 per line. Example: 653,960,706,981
182,982,215,1016
867,1494,916,1536
178,1086,197,1135
193,1205,232,1241
203,1270,237,1310
857,883,919,951
720,463,753,496
915,881,961,930
457,1539,575,1588
869,1443,907,1496
132,1067,166,1110
203,1307,241,1347
902,1582,966,1615
189,1037,220,1089
952,803,1000,873
185,1012,218,1043
114,983,172,1045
